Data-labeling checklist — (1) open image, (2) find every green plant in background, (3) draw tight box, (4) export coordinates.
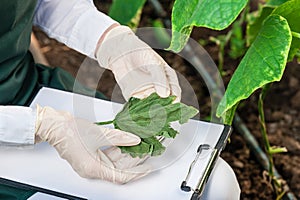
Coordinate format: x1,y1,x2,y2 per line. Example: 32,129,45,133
168,0,299,197
109,0,146,29
107,0,300,197
208,8,248,74
217,14,291,197
168,0,248,52
216,13,292,123
258,84,288,199
246,0,300,62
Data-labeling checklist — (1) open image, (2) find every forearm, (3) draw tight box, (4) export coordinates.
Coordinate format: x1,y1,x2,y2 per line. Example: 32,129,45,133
33,0,117,58
0,106,36,146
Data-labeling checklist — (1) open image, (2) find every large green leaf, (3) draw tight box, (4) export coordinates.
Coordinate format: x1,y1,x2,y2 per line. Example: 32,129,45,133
217,15,292,124
97,93,198,157
109,0,146,28
168,0,248,52
272,0,300,60
114,93,198,138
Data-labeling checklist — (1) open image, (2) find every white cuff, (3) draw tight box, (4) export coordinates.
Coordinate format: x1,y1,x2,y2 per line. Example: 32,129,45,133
0,106,36,146
68,8,116,59
33,0,116,59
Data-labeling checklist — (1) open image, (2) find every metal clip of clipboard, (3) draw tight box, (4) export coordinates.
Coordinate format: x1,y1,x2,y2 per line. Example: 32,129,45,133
180,125,232,200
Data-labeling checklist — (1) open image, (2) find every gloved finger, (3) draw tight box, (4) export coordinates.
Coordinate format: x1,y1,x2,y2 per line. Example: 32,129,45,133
97,126,141,147
99,162,152,184
73,119,140,149
98,148,115,168
131,86,156,99
134,50,170,98
103,147,149,169
112,64,155,101
164,66,182,102
149,64,170,98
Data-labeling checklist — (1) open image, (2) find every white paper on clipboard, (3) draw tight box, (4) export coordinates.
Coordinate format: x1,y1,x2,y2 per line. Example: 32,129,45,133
0,87,225,200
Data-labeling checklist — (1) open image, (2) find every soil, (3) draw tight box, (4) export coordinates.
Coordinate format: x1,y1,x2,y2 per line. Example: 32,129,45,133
32,1,300,199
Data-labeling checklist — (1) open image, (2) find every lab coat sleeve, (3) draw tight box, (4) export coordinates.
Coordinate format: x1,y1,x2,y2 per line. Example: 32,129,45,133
33,0,117,59
0,106,36,146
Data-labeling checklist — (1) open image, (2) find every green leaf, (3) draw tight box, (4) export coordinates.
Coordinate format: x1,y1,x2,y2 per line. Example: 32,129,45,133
289,36,300,62
246,5,275,46
247,0,300,60
269,146,288,154
229,21,246,59
266,0,290,6
168,0,248,52
109,0,146,29
217,15,292,124
152,19,171,47
119,137,166,157
114,93,198,138
272,0,300,60
219,103,238,125
98,93,198,157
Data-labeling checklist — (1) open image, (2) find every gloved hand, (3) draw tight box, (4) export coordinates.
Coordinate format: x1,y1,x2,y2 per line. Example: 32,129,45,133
96,25,181,101
35,105,151,184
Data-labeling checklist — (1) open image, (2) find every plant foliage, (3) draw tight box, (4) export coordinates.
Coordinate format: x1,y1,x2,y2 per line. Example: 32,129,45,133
106,0,300,197
216,15,292,124
96,93,198,157
109,0,146,29
168,0,248,52
247,0,300,61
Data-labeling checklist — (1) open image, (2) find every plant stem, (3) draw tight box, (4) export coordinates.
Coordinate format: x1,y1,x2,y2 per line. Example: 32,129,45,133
258,84,284,196
291,31,300,39
209,34,232,73
95,120,114,125
258,84,273,173
209,3,248,74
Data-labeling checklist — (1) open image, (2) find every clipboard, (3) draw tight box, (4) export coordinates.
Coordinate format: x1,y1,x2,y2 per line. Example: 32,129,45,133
180,125,232,199
0,87,231,200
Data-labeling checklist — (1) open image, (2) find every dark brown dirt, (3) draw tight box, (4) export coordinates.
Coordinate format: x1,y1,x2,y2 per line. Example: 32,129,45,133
32,1,300,199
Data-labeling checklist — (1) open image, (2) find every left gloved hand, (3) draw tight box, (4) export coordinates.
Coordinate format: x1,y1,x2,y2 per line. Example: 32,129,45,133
95,25,181,101
35,105,151,184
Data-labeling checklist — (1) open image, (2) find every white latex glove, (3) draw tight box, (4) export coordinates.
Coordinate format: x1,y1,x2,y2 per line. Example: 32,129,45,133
96,25,181,101
35,105,151,184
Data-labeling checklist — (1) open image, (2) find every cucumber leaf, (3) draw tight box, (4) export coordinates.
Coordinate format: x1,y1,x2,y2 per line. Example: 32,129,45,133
246,5,275,46
266,0,290,6
216,15,292,124
109,0,146,29
168,0,248,52
272,0,300,60
247,0,300,60
119,136,165,158
97,93,198,157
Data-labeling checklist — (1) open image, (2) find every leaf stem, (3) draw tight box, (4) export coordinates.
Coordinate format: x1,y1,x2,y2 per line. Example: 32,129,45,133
258,84,284,196
258,85,272,168
95,120,114,125
291,31,300,39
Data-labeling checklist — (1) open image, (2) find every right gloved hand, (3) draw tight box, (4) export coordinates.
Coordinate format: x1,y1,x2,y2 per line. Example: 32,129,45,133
96,25,181,101
35,105,151,184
